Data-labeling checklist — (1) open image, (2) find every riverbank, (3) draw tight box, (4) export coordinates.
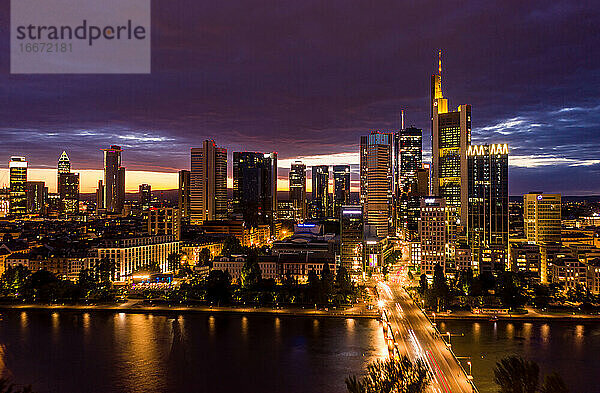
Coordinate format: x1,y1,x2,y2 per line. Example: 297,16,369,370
433,308,600,322
0,301,379,319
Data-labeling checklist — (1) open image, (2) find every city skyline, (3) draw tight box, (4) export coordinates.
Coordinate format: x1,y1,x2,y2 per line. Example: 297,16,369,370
1,1,599,195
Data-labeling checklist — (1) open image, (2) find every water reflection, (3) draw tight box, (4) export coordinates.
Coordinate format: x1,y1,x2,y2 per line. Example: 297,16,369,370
540,323,550,346
208,315,215,337
506,323,514,339
241,316,248,339
473,322,480,342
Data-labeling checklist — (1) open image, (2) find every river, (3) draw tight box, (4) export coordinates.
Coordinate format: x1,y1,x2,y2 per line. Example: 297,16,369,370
438,319,600,393
0,310,387,393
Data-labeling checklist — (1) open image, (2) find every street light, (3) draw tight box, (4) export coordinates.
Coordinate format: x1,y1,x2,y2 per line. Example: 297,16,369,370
467,361,473,379
446,332,451,347
432,312,436,325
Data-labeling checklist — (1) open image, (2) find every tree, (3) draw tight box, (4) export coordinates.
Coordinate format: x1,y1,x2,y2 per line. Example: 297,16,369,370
418,274,428,295
0,265,31,295
540,372,569,393
205,269,232,304
240,251,262,289
431,264,449,311
0,378,35,393
221,236,244,257
199,248,211,267
336,265,352,294
95,258,116,283
345,356,430,393
493,356,540,393
498,272,527,310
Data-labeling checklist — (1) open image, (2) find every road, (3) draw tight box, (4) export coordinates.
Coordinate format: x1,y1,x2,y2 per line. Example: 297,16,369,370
378,281,476,393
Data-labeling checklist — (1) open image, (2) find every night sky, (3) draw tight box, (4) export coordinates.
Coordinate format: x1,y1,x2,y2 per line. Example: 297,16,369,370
1,0,599,194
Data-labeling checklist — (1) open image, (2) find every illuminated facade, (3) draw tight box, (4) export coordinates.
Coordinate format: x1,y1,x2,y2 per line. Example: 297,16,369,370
26,181,46,215
311,165,329,219
340,205,364,272
58,172,79,215
9,156,27,216
419,197,447,276
147,207,181,240
333,165,350,217
233,151,277,234
103,145,125,214
289,161,307,220
190,140,228,225
524,193,561,244
360,132,394,238
139,184,151,211
178,170,191,221
467,144,509,265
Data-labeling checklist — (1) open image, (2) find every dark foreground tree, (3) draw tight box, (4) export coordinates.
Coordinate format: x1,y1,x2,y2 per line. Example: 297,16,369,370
540,373,569,393
494,355,540,393
345,356,430,393
0,378,34,393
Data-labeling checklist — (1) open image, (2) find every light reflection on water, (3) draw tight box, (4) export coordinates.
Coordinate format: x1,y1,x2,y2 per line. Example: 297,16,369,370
0,311,384,393
443,319,600,393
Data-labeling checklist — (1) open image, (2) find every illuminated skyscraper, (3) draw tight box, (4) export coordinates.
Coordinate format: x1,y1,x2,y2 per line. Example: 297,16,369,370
57,151,70,174
467,144,509,267
139,184,151,211
9,156,27,216
103,145,125,214
333,165,350,217
397,126,423,193
26,181,46,215
311,165,330,219
96,180,104,214
419,197,447,276
190,140,228,225
233,151,277,234
340,205,363,272
178,170,191,221
58,172,79,214
57,151,79,215
360,132,394,238
431,52,471,226
289,161,306,220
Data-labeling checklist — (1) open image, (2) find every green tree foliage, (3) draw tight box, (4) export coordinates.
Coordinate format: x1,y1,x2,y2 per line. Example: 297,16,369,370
240,251,262,289
540,373,569,393
418,274,428,295
0,265,31,295
494,356,540,393
498,272,527,310
205,269,232,304
430,264,449,311
345,356,430,393
221,236,244,257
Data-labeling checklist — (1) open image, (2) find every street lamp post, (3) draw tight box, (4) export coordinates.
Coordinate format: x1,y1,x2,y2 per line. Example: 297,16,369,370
447,331,451,347
467,361,473,380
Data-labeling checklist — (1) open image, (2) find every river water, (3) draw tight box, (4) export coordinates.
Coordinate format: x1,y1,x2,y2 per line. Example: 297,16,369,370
0,310,387,393
438,319,600,393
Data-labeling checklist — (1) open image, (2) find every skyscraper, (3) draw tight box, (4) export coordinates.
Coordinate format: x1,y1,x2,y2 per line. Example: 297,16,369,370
26,181,46,215
419,197,447,277
340,205,363,272
57,151,70,174
431,52,471,226
397,126,423,194
9,156,27,216
96,180,104,214
233,151,277,234
311,165,329,219
57,151,79,215
360,132,394,238
289,161,306,220
103,145,125,214
178,170,191,221
139,184,152,211
58,172,79,214
190,140,228,225
524,193,561,243
467,144,509,265
333,165,350,217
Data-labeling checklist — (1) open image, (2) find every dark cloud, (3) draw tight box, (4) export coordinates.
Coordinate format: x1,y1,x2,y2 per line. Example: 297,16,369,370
0,0,599,194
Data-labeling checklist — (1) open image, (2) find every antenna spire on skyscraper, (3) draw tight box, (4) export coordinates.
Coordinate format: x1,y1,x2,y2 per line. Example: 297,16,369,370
438,49,442,77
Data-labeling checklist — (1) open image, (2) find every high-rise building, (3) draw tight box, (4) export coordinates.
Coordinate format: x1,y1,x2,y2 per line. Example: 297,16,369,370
96,180,104,214
190,140,228,225
289,161,306,220
148,207,181,240
397,126,423,194
233,151,277,234
57,151,70,174
26,181,46,215
524,193,561,244
103,145,125,214
360,132,394,238
311,165,329,219
58,172,79,214
467,144,509,265
333,165,350,217
419,197,447,277
9,156,27,216
139,184,152,211
340,205,364,272
178,170,191,221
431,52,471,226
